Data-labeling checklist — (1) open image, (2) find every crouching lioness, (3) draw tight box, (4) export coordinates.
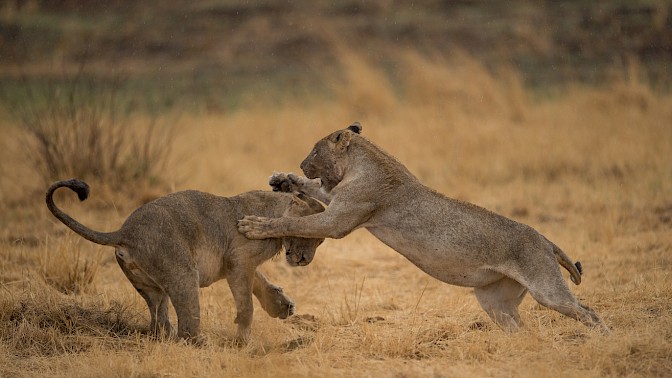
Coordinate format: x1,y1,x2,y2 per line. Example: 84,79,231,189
239,123,609,334
46,179,325,343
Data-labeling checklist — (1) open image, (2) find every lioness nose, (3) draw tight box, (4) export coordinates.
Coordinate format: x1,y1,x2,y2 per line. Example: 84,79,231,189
290,253,302,263
300,159,307,172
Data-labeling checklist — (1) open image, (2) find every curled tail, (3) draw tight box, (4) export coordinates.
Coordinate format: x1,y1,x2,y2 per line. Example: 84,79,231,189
543,236,582,285
45,179,121,247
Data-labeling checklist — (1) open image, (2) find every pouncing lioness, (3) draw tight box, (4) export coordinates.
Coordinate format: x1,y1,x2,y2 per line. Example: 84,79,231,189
46,179,325,343
238,123,609,334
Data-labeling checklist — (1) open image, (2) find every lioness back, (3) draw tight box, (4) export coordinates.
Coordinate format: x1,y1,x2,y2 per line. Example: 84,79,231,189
120,190,291,250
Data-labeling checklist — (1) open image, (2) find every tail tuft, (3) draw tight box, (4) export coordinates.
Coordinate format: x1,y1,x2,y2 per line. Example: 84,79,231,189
569,261,583,284
545,235,583,285
575,261,583,275
65,179,90,201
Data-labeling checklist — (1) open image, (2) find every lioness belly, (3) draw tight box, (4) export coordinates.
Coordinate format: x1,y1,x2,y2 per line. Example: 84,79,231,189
195,245,226,287
366,226,502,287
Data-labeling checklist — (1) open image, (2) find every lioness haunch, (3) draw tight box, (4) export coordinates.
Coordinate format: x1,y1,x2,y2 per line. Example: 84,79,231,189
46,179,325,344
239,123,609,334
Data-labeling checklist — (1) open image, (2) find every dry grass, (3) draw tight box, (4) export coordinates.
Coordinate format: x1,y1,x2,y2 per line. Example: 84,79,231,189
1,51,671,377
40,231,103,295
1,66,175,192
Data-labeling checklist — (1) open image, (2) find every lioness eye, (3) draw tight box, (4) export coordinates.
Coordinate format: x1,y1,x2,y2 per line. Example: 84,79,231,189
312,150,318,157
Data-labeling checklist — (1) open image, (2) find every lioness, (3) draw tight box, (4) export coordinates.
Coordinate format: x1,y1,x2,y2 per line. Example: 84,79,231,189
46,179,325,343
238,123,609,333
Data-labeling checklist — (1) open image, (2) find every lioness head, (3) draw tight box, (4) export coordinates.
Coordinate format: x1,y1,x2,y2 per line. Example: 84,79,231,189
300,122,362,191
282,192,326,266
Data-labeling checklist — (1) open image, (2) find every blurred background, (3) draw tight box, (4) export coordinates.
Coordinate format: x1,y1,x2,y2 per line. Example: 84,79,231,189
1,0,671,238
1,2,671,376
0,0,670,223
1,0,670,111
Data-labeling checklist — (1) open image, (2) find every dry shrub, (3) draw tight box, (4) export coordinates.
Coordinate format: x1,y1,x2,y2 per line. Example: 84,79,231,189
0,283,144,359
1,64,173,192
40,232,102,294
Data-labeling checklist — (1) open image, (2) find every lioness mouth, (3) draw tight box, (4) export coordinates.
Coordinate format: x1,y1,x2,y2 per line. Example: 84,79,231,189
287,252,309,266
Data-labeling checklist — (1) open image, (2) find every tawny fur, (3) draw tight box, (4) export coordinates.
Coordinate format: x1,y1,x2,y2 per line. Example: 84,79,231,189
239,123,609,334
46,179,324,344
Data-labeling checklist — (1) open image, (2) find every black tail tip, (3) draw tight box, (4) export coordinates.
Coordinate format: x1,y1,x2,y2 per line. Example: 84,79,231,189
575,261,583,275
65,179,90,201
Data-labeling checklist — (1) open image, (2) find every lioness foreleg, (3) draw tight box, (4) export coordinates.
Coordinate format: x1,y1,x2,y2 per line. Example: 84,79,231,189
269,172,332,204
252,270,295,319
238,200,373,240
226,268,256,344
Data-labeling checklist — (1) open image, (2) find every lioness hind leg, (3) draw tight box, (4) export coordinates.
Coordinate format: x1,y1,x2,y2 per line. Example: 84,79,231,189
115,253,172,336
137,287,172,336
474,277,527,332
252,270,295,319
523,264,610,334
528,284,609,333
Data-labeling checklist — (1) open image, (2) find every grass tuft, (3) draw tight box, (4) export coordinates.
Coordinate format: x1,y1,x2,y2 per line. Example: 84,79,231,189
1,60,174,193
0,283,145,359
40,232,102,295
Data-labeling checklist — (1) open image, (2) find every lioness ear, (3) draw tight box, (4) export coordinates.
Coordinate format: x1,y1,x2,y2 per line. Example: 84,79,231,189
297,191,326,213
291,191,305,206
291,191,325,213
330,129,353,151
347,122,362,134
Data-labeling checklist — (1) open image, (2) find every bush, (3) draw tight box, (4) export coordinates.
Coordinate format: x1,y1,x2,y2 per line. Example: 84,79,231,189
2,63,173,190
41,231,102,295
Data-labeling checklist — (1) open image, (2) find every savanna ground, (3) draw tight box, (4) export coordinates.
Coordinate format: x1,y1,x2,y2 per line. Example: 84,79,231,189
1,1,671,377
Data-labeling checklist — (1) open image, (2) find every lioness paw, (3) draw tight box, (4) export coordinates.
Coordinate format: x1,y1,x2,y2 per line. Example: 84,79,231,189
287,173,305,186
257,284,295,319
237,216,274,239
269,172,301,193
276,292,296,319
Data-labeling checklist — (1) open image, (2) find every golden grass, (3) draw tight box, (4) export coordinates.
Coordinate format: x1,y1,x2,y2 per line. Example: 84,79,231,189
1,52,671,377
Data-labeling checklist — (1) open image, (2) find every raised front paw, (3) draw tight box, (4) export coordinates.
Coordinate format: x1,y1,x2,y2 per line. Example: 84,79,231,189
237,216,274,239
269,172,304,193
269,172,291,192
